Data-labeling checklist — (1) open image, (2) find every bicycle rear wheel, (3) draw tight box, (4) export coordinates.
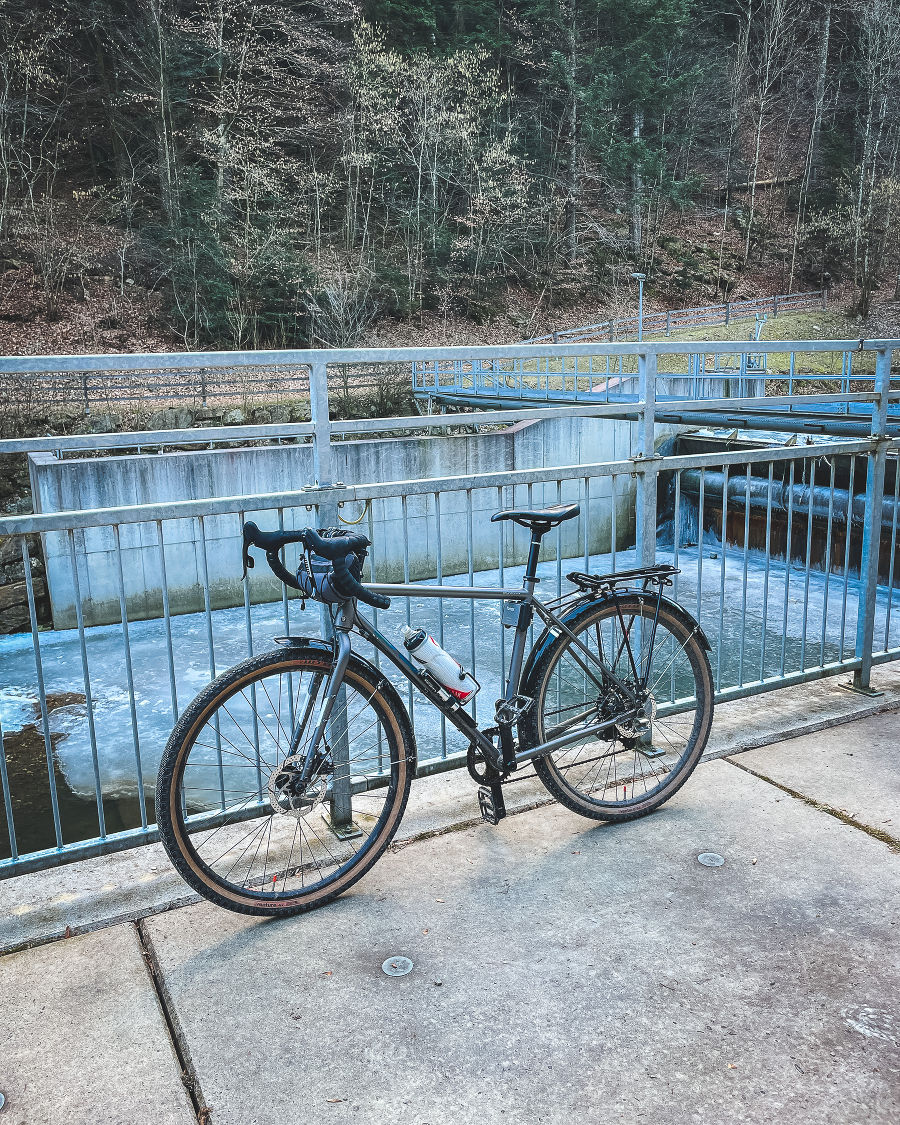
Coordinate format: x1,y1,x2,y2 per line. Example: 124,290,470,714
156,646,414,916
521,595,713,822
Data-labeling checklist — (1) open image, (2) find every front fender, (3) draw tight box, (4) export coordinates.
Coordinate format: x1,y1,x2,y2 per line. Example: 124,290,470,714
274,635,333,655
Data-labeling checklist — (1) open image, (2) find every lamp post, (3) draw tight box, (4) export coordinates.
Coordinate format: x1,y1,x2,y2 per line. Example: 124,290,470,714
631,272,646,342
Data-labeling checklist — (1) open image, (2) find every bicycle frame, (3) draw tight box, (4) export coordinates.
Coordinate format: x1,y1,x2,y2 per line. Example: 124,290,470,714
309,578,662,780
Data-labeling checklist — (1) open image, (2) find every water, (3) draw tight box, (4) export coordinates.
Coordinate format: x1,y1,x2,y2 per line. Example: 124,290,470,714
2,538,899,862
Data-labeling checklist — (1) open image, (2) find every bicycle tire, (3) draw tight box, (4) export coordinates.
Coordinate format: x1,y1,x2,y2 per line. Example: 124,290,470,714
156,645,415,917
521,595,713,822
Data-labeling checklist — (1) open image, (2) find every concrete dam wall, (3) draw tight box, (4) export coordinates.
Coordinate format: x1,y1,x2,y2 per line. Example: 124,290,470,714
30,416,656,628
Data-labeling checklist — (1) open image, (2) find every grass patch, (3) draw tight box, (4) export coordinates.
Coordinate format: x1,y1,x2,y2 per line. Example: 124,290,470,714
645,308,872,381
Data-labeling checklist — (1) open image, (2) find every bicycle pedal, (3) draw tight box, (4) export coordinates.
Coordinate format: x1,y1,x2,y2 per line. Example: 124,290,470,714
478,783,506,826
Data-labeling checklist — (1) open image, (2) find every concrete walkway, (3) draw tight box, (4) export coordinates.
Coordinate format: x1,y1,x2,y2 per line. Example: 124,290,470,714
2,707,899,1124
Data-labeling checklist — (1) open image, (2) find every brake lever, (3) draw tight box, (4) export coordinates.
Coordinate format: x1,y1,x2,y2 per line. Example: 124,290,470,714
242,524,256,579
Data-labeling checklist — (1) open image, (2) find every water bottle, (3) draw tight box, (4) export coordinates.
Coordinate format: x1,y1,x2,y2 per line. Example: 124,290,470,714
401,626,479,702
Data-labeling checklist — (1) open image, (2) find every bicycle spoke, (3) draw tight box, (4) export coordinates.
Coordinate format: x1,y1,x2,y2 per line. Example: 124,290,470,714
164,654,409,910
532,598,709,814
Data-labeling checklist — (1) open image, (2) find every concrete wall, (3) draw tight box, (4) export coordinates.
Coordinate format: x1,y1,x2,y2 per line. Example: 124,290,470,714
31,416,663,628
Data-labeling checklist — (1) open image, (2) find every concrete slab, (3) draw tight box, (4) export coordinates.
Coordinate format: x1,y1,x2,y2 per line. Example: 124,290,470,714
144,759,900,1125
736,709,900,841
0,924,195,1125
705,659,900,761
5,663,900,953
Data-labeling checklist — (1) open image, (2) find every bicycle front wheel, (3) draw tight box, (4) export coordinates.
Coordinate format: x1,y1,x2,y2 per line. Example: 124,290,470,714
156,646,414,916
522,595,713,822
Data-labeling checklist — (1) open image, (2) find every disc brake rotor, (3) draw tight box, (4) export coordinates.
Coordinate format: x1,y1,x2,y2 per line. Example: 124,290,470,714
267,752,329,819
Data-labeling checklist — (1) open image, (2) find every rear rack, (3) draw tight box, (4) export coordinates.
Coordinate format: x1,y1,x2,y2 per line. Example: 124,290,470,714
543,564,679,615
566,564,679,594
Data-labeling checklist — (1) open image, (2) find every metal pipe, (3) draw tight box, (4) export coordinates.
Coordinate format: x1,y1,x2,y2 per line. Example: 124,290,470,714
678,468,899,529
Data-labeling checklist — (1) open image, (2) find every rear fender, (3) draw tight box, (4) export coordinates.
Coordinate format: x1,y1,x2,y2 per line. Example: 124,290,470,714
520,590,711,692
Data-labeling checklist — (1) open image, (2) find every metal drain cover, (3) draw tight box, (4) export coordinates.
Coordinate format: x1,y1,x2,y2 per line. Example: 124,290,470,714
382,955,414,977
697,852,725,867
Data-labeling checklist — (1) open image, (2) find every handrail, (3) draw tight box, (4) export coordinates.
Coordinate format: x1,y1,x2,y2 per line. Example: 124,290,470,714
0,335,896,879
524,289,826,344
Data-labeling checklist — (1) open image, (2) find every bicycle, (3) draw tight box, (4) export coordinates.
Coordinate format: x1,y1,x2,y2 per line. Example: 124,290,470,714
156,502,714,916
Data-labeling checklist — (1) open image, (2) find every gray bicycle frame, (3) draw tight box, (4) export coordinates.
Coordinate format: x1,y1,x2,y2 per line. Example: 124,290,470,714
306,577,653,780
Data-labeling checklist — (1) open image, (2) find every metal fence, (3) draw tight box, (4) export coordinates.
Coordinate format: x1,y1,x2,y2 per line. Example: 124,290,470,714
0,291,822,418
525,290,826,344
0,355,410,419
524,290,828,342
412,341,893,440
0,336,897,877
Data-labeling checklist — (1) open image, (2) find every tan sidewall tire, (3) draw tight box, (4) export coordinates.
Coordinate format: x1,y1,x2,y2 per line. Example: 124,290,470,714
523,598,714,822
155,648,414,916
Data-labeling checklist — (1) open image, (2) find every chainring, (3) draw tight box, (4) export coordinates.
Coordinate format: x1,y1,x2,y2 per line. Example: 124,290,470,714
466,739,505,786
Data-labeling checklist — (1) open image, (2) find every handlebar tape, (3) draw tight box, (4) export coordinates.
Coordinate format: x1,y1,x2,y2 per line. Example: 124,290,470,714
327,549,391,610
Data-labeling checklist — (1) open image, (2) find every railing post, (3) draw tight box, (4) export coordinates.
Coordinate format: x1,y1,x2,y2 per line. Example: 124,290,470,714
636,349,658,568
0,711,18,864
773,295,779,317
665,310,671,337
725,301,731,326
308,359,356,833
309,360,333,488
852,346,892,693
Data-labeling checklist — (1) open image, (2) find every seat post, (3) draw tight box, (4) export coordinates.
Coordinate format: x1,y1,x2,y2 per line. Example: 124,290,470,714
523,526,547,587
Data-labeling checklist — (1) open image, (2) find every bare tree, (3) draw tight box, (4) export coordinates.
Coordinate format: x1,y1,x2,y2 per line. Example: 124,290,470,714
851,0,900,314
742,0,801,264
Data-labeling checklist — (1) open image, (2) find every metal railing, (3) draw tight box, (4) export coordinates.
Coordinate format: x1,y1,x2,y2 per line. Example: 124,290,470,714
525,290,826,343
0,336,897,877
0,291,822,419
0,353,408,418
412,340,894,439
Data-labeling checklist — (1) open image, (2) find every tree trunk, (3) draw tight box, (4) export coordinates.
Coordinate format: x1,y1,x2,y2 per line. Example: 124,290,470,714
630,109,643,262
788,1,831,291
147,0,179,227
561,1,579,266
808,1,830,184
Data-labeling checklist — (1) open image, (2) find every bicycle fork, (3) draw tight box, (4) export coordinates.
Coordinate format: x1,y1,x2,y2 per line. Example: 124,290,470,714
294,617,359,838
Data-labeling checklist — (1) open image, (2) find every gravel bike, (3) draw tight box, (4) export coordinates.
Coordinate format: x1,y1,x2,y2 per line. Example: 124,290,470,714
156,502,714,916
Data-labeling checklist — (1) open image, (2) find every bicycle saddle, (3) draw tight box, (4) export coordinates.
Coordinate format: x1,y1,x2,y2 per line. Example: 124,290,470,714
490,502,580,531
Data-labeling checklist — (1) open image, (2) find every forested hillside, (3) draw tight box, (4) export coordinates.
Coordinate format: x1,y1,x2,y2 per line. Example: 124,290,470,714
1,0,898,353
